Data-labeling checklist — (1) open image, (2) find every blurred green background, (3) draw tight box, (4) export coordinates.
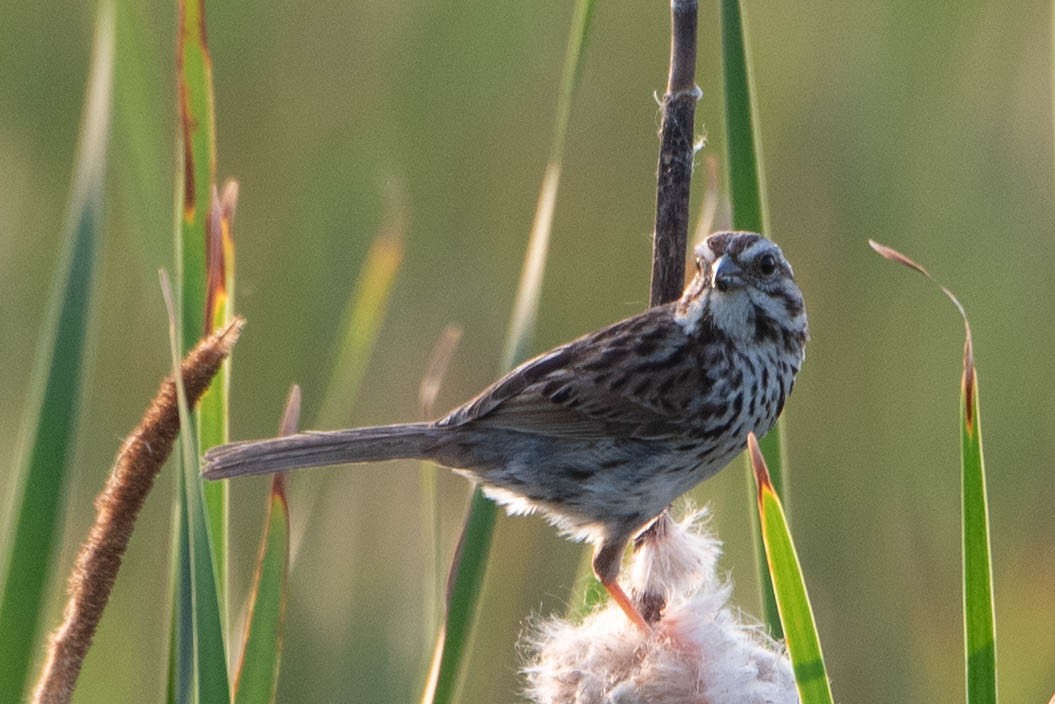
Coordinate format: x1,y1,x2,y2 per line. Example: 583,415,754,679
2,1,1053,702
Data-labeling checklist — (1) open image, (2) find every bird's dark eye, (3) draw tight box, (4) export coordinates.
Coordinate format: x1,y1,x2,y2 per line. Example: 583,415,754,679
757,253,778,277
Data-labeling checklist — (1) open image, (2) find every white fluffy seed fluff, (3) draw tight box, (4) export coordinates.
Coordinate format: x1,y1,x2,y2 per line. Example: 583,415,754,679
522,507,799,704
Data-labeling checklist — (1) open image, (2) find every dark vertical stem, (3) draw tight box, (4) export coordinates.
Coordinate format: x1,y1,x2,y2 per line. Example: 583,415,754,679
636,0,700,623
650,0,701,307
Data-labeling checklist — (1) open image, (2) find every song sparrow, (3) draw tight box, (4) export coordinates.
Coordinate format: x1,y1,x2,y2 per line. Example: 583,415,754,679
203,231,808,628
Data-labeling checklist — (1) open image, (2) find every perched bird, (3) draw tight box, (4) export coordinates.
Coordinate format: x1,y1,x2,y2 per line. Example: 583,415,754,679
203,231,808,629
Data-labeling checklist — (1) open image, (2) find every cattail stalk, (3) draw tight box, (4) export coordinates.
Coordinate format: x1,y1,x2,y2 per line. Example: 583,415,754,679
651,0,701,308
31,318,244,704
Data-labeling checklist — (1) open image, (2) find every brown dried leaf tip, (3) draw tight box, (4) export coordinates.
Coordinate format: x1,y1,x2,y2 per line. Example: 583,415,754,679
418,323,463,419
747,432,773,503
176,0,214,220
31,317,244,704
962,335,977,435
270,383,303,498
205,179,239,333
868,240,976,432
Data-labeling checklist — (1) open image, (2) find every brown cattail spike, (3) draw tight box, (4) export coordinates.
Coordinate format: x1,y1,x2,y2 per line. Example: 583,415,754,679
31,317,243,704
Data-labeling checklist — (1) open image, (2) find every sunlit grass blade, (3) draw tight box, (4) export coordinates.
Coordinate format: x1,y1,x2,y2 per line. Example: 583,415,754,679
316,203,406,426
869,240,997,704
418,325,463,642
0,4,113,700
232,386,297,704
289,208,406,564
720,0,785,638
197,182,238,617
502,3,594,367
422,3,595,702
960,333,996,704
747,434,834,704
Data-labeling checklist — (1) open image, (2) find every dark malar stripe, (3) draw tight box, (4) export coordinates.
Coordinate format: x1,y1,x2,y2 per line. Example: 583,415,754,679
752,310,782,344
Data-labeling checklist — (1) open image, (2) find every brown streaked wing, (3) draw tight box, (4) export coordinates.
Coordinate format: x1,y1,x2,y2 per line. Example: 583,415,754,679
437,307,697,440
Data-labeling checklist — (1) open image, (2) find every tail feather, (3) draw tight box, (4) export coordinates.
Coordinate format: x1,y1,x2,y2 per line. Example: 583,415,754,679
202,422,438,479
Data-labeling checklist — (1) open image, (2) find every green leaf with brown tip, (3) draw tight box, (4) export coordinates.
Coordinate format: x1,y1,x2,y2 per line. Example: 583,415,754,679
961,351,996,704
169,1,230,701
176,0,217,350
748,435,834,704
232,387,296,704
232,485,289,704
870,240,997,704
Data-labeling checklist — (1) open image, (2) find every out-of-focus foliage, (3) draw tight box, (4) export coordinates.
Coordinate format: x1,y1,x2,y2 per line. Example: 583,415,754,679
1,2,1052,702
0,4,112,700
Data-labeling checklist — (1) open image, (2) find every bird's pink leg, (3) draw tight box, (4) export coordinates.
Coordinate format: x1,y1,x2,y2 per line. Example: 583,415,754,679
602,578,650,632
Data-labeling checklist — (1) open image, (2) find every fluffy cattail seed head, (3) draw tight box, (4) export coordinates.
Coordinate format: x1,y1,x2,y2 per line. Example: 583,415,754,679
523,506,798,704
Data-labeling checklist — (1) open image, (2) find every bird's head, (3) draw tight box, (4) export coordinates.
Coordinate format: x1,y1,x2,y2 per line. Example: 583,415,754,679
676,232,808,346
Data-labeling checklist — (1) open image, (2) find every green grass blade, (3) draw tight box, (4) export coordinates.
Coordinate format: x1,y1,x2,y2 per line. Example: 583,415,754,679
232,484,288,704
0,4,113,700
418,325,463,642
720,0,784,638
501,0,594,368
175,400,231,704
423,3,595,702
175,0,228,613
748,426,786,636
748,435,834,704
720,0,765,234
176,0,217,352
168,499,195,704
869,240,997,704
197,183,238,621
422,490,498,704
317,216,406,426
162,274,231,704
168,1,231,700
962,347,997,704
232,388,296,704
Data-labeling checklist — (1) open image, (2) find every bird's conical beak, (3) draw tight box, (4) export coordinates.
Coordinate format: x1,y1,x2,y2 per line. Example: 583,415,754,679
712,256,744,292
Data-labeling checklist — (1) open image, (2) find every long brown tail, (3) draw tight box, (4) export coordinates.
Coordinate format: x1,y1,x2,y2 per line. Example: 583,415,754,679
201,422,439,479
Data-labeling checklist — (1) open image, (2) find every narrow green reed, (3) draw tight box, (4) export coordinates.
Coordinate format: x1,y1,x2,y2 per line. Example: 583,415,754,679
197,182,237,613
423,3,596,703
869,240,998,704
177,0,228,605
0,5,112,701
316,217,406,428
232,387,298,704
749,435,834,704
719,0,784,638
720,0,765,235
161,273,230,704
168,1,230,701
962,352,997,704
232,483,289,704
